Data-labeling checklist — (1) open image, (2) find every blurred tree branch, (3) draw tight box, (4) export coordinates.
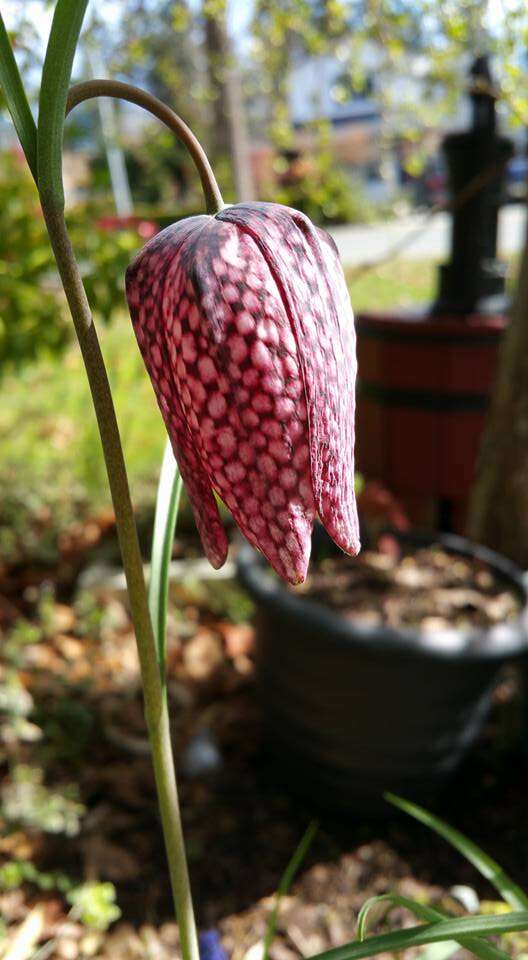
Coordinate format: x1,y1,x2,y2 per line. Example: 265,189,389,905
468,222,528,563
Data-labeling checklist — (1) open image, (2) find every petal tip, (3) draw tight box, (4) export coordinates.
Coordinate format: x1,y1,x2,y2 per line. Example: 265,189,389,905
276,551,310,586
286,571,306,586
201,530,229,571
343,535,361,558
208,550,228,570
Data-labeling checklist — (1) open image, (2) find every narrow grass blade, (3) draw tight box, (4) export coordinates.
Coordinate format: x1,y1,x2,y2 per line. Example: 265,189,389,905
262,821,318,960
38,0,89,207
148,439,182,684
385,794,528,911
357,893,510,960
0,12,37,179
310,912,528,960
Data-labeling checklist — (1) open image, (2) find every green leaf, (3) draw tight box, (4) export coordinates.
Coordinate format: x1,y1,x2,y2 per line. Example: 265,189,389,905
357,893,510,960
311,913,528,960
148,439,182,684
262,821,318,960
67,882,121,931
0,12,37,180
385,794,528,911
37,0,89,208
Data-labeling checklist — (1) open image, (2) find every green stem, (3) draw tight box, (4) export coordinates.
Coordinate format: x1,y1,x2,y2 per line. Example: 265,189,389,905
66,79,224,214
41,206,199,960
35,6,213,955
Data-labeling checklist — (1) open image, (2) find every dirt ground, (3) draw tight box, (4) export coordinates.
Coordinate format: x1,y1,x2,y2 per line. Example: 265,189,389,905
1,529,528,960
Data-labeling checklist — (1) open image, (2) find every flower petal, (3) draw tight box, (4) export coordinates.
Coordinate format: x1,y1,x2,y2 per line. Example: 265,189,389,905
218,202,360,557
162,216,316,583
126,219,229,569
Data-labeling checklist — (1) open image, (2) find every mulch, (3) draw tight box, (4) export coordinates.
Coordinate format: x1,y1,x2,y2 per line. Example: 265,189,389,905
1,531,528,959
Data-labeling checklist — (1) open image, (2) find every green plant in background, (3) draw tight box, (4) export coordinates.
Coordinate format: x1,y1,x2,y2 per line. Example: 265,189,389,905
0,148,144,374
114,0,208,204
0,315,166,565
250,0,527,190
261,799,528,960
0,859,72,894
0,150,68,368
0,672,40,753
271,121,374,226
371,796,528,960
2,5,528,960
67,882,122,931
1,764,85,836
250,4,366,224
263,820,319,960
0,864,121,932
70,212,140,328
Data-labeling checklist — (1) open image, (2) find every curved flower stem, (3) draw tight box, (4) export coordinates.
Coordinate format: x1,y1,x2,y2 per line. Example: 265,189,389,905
66,79,225,215
38,73,222,960
41,204,200,960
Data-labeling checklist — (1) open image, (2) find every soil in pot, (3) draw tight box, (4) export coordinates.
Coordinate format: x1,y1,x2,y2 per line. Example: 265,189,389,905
292,541,522,635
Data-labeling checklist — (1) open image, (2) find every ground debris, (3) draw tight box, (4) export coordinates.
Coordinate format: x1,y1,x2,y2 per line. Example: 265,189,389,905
295,544,521,632
0,552,526,960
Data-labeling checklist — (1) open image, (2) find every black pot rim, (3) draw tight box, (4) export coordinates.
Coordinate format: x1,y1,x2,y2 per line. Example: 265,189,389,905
236,529,528,662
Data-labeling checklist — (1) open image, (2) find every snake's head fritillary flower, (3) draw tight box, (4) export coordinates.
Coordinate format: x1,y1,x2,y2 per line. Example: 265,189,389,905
126,201,360,584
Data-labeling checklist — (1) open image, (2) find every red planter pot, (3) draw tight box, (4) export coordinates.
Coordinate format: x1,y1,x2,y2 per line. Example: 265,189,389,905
355,309,507,526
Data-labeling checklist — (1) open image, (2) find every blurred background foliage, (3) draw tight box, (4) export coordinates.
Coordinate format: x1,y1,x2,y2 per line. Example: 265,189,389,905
0,0,526,563
0,0,526,364
0,9,527,948
0,149,142,371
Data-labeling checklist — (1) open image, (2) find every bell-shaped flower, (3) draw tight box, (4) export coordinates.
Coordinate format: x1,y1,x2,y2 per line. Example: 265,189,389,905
126,201,360,584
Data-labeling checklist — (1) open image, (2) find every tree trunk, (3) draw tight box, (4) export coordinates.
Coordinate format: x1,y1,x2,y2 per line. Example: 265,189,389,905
204,4,231,162
467,212,528,562
225,64,254,200
203,2,254,199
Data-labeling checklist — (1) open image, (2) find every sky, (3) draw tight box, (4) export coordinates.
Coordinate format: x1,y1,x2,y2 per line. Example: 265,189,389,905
0,0,255,110
2,0,515,61
2,0,255,55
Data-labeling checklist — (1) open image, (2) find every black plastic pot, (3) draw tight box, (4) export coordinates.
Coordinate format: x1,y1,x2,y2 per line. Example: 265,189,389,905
237,530,528,815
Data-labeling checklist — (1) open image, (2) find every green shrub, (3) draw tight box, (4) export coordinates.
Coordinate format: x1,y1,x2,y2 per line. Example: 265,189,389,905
0,149,140,374
67,882,121,931
1,764,85,836
272,158,372,226
265,120,376,226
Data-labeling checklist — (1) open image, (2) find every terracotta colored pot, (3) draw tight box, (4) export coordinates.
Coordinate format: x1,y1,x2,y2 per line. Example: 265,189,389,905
355,308,507,525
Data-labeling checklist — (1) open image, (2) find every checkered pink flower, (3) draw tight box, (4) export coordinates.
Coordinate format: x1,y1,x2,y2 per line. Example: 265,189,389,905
126,201,360,584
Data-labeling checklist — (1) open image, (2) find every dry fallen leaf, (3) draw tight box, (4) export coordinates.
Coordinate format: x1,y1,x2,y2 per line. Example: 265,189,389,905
3,905,45,960
183,630,224,682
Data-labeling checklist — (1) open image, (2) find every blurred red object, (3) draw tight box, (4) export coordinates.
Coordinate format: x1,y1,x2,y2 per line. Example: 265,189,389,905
10,144,27,167
96,215,158,239
358,480,410,557
358,480,410,531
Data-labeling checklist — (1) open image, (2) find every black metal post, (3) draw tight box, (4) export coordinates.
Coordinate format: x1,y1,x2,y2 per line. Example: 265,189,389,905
433,56,514,316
